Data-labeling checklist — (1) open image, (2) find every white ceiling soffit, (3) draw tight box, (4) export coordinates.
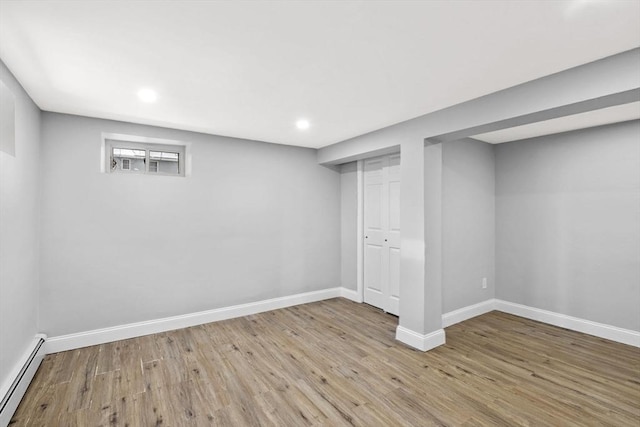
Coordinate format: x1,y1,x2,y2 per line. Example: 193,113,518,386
473,101,640,144
1,1,639,149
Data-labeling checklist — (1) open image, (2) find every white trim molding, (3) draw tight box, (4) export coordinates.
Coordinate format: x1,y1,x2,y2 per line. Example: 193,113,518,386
494,300,640,348
440,298,639,348
0,334,47,426
356,159,364,303
395,326,446,351
442,299,496,328
340,287,362,303
45,288,342,354
43,293,640,356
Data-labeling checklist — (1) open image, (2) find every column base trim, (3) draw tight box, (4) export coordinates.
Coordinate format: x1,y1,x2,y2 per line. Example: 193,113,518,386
395,326,445,351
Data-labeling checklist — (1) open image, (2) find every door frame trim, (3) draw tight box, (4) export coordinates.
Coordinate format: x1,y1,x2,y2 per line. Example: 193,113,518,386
356,159,365,303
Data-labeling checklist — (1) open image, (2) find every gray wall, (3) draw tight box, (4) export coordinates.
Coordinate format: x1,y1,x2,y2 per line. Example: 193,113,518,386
442,139,495,313
39,113,341,336
318,49,640,164
0,61,40,388
496,121,640,331
340,162,357,291
336,139,497,313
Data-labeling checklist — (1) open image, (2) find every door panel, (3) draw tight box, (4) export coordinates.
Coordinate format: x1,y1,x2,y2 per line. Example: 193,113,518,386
389,181,401,232
387,247,401,315
363,153,401,315
364,157,385,308
364,183,383,233
365,245,383,292
364,244,385,309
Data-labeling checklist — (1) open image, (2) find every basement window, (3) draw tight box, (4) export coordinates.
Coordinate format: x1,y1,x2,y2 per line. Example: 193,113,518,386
112,147,146,173
149,150,180,174
102,134,188,177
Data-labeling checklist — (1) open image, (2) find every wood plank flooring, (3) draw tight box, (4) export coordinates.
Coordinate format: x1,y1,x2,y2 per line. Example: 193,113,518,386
10,298,640,426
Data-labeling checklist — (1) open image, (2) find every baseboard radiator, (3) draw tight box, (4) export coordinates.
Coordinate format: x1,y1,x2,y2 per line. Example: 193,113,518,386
0,334,46,427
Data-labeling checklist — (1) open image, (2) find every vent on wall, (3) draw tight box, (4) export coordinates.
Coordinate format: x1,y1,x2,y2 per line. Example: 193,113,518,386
0,335,47,425
121,158,131,170
0,79,16,156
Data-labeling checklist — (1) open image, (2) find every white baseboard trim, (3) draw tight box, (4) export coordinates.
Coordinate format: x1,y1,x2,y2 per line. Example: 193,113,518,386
395,326,445,351
45,288,342,354
340,287,362,303
441,299,639,348
442,299,496,328
44,290,639,355
494,300,640,348
0,334,47,427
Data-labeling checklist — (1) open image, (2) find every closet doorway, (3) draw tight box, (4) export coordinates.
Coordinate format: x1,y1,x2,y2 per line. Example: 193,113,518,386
362,153,400,315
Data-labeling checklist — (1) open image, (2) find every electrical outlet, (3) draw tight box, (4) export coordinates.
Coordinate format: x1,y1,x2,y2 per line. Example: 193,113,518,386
482,277,487,289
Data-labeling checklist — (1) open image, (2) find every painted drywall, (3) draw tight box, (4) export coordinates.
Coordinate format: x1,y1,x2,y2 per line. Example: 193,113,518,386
340,162,357,291
39,113,341,336
337,139,497,315
496,120,640,331
0,80,15,156
318,48,640,165
0,61,40,390
317,48,639,346
442,138,495,313
421,141,443,334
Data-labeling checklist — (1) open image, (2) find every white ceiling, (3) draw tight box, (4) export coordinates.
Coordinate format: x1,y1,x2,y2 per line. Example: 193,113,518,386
1,1,639,149
473,102,640,144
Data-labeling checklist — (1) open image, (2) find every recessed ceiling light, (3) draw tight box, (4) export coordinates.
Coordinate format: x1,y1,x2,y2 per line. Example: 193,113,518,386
137,88,157,103
296,119,310,130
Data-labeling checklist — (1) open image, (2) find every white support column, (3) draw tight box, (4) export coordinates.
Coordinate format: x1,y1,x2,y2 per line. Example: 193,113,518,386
395,139,445,351
423,140,444,336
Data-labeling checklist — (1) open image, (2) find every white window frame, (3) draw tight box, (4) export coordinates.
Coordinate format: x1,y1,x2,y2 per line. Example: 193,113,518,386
101,133,191,177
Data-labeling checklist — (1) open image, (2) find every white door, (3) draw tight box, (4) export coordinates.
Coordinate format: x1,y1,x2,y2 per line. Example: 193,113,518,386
363,153,400,315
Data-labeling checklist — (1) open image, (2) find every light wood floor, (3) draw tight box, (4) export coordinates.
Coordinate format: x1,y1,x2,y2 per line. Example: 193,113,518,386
10,298,640,426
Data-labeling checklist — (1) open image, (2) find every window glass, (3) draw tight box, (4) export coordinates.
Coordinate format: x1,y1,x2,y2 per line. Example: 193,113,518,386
106,139,185,176
150,151,179,161
112,147,145,172
150,151,180,174
113,148,145,158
